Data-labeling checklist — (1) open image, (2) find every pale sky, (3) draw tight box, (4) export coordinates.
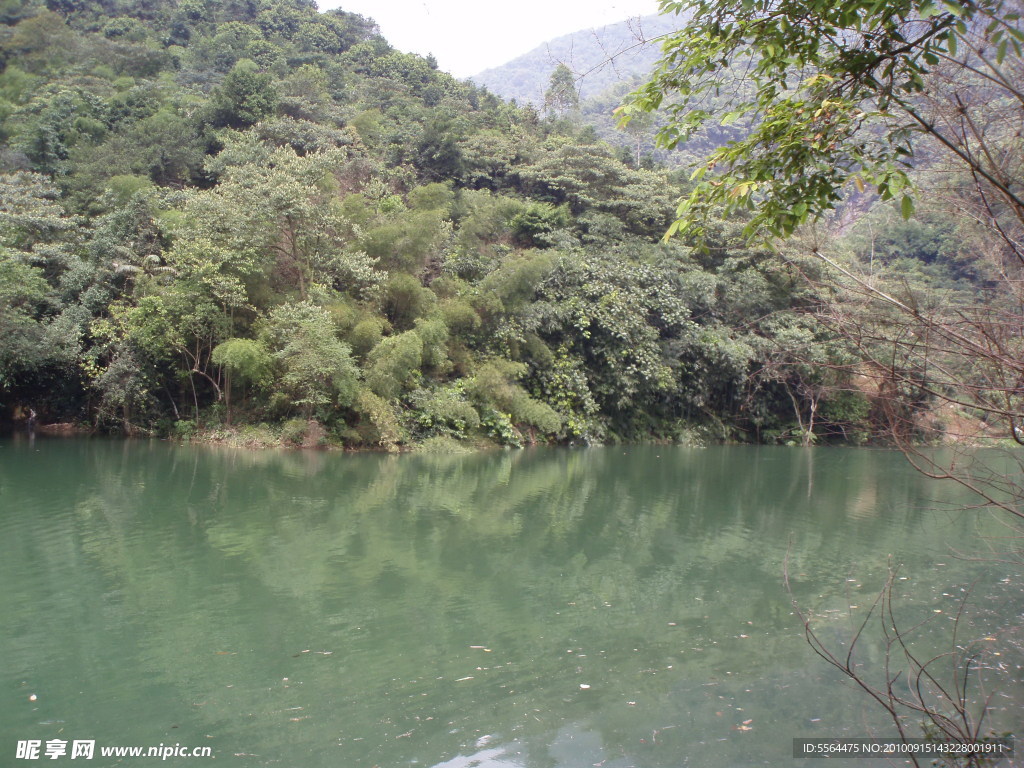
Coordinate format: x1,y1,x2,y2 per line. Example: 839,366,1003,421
317,0,662,78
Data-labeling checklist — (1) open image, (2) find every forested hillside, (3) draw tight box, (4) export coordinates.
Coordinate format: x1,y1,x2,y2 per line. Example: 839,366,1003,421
0,0,956,450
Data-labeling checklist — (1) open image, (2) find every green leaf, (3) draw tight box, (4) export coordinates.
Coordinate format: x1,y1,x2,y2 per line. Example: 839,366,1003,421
721,109,744,125
900,194,914,220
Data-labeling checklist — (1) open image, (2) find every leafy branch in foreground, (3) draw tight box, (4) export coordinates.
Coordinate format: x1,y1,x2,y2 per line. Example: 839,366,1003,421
621,0,1024,241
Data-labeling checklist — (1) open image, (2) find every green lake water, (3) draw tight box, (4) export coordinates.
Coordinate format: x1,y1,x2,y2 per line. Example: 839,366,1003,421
1,438,1022,767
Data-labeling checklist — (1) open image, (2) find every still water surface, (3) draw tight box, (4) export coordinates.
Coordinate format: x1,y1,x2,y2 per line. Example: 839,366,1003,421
1,438,1021,767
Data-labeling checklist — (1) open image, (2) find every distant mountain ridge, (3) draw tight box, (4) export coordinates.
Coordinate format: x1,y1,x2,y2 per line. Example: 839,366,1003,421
470,13,681,107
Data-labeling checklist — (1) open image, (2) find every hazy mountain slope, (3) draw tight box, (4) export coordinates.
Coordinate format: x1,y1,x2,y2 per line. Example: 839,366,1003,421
470,14,680,106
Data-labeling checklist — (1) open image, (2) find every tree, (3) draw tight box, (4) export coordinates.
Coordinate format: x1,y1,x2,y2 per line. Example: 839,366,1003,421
211,337,271,424
543,63,580,119
262,301,358,420
0,170,77,251
414,115,465,182
518,140,675,235
212,59,278,128
466,359,562,442
0,172,80,408
0,250,55,396
188,134,368,300
621,108,653,169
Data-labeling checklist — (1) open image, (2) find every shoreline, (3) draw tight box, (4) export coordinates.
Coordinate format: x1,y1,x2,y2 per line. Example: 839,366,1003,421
6,420,1011,453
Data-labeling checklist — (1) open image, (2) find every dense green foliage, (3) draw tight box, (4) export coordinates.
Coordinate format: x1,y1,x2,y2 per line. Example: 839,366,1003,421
0,0,882,448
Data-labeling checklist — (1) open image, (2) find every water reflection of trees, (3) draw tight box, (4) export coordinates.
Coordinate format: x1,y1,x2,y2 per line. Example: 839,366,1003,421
1,440,1014,767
